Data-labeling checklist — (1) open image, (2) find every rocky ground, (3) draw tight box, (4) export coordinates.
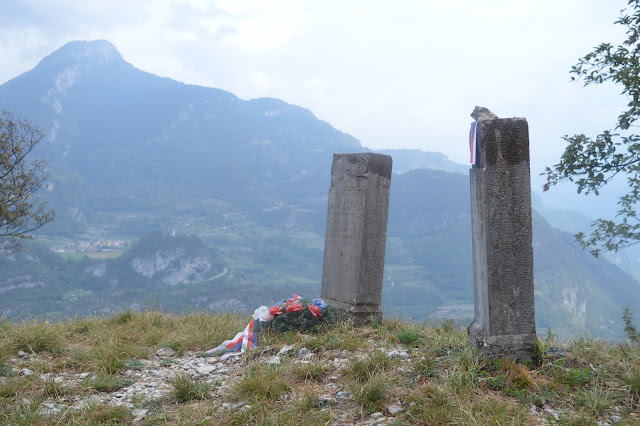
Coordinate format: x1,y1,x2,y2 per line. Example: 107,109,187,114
2,313,640,425
5,342,416,424
5,341,632,425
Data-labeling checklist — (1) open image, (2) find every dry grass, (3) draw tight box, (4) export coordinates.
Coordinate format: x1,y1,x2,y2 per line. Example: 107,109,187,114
2,312,640,424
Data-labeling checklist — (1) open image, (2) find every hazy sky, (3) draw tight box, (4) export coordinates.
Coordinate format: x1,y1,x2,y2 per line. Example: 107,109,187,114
0,0,629,189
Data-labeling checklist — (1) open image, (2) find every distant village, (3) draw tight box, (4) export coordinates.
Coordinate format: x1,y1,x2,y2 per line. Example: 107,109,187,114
51,239,130,254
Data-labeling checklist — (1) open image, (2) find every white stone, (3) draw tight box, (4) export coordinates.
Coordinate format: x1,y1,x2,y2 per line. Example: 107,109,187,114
266,356,281,365
132,409,148,422
335,391,352,401
387,404,403,415
196,365,216,375
155,347,175,357
278,345,294,356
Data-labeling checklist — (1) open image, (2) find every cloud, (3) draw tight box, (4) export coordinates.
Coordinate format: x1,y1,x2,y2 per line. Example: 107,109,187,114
0,0,629,177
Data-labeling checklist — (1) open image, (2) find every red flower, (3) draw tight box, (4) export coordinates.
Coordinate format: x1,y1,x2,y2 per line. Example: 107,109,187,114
308,303,323,318
288,294,301,303
286,303,302,313
269,306,284,316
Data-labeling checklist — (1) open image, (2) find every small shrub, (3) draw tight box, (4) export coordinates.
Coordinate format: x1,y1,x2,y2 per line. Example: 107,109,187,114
559,367,593,388
0,362,13,377
483,373,508,391
169,373,211,402
623,306,639,342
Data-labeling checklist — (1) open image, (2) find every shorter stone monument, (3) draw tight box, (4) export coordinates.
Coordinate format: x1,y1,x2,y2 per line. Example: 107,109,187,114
321,153,392,325
468,107,538,360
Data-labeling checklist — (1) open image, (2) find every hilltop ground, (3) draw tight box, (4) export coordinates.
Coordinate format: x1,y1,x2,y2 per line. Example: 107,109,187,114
1,311,640,425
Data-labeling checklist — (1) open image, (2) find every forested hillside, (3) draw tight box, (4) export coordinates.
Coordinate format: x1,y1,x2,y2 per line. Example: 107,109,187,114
1,40,638,340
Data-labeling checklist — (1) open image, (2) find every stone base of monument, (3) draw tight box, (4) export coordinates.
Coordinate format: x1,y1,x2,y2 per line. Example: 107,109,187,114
322,298,383,327
468,322,538,361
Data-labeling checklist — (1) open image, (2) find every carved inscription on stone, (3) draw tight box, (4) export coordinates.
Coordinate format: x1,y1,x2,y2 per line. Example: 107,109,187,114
322,188,365,303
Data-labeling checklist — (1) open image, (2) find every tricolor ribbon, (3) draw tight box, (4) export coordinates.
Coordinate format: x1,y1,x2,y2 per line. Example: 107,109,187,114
206,318,256,360
469,122,477,165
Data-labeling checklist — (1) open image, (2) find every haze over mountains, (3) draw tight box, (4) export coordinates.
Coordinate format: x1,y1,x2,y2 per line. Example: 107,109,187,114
1,40,639,340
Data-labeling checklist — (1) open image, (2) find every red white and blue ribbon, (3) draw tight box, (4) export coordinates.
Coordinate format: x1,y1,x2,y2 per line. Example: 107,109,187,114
469,122,477,165
206,294,315,360
206,318,256,360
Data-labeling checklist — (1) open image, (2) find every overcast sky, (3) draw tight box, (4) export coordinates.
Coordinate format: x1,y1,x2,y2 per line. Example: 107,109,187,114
0,0,629,191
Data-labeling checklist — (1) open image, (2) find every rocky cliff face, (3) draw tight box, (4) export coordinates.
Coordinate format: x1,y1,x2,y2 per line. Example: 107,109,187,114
129,248,214,286
122,232,225,287
0,275,47,294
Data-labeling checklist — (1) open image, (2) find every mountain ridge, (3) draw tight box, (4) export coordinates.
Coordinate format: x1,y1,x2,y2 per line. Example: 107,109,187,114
1,40,638,340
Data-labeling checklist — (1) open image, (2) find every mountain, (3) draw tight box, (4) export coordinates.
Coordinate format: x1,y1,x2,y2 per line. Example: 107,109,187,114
1,40,640,340
378,149,469,175
0,39,361,239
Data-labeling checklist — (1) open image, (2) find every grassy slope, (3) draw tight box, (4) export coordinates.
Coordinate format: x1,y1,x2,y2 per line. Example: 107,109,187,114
2,312,640,424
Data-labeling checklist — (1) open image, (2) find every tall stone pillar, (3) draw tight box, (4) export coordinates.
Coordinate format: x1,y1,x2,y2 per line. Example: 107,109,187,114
321,153,392,325
468,108,537,360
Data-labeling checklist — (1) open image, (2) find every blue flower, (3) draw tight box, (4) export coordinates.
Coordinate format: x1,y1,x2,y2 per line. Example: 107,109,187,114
312,299,327,309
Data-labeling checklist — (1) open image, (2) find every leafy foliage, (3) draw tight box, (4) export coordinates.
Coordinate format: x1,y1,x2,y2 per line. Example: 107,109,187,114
623,305,639,342
544,0,640,256
0,109,54,248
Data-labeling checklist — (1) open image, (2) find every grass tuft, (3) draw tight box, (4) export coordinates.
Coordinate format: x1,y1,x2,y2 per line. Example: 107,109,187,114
110,308,135,325
345,350,394,384
234,363,291,401
395,322,423,346
289,361,328,382
575,385,615,416
169,373,211,402
85,374,134,393
353,373,389,412
7,320,64,354
502,358,535,390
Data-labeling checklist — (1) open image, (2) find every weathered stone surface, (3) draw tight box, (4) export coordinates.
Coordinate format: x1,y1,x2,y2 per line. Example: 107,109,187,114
321,153,392,325
468,114,537,361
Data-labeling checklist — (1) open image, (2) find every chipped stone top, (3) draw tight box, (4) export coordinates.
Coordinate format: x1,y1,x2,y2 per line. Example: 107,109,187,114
470,106,498,121
330,153,392,189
